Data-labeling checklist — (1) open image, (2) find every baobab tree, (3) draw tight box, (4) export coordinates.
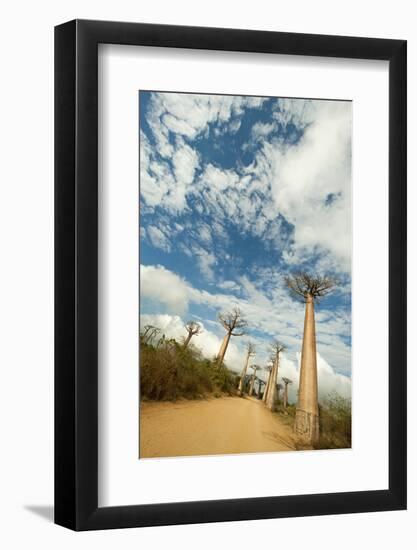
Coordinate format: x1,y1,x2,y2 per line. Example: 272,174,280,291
216,307,247,366
183,320,202,348
248,365,259,396
141,325,161,345
257,379,266,399
262,364,273,403
285,272,336,445
282,377,293,409
277,382,283,403
237,342,256,395
156,334,166,348
243,374,252,393
265,341,286,410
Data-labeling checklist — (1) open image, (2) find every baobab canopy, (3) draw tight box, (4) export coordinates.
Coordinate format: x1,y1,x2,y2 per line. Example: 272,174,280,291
284,273,337,302
216,307,247,366
183,320,202,348
218,307,248,336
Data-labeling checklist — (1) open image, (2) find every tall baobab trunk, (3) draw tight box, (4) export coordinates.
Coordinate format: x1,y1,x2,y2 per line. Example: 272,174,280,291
285,272,336,446
183,321,202,349
262,368,272,402
265,358,278,410
215,307,247,367
238,343,255,396
265,342,285,411
248,366,258,396
294,294,319,445
277,384,283,404
248,375,255,396
237,358,248,395
257,380,265,398
282,378,292,409
282,377,292,409
183,332,193,348
216,332,231,365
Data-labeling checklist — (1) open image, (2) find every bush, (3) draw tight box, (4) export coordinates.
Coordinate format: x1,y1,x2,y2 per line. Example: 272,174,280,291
285,403,297,417
211,366,239,394
140,339,237,401
316,393,352,449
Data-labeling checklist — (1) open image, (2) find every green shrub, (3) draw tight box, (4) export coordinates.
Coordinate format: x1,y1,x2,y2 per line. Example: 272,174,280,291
140,339,237,401
211,366,238,394
316,393,352,449
285,403,297,417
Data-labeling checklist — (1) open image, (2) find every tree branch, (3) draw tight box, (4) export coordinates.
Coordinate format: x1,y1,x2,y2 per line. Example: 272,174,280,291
284,272,337,301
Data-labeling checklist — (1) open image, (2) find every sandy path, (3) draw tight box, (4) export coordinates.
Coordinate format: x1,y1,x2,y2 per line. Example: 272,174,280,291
140,396,297,458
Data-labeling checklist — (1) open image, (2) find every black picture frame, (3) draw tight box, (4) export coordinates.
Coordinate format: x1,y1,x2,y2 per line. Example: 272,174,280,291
55,19,407,531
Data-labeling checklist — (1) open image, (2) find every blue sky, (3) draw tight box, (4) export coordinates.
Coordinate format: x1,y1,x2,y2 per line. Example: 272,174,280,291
139,91,352,401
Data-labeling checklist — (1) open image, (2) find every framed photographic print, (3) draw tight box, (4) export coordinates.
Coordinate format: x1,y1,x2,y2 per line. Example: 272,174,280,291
55,20,407,530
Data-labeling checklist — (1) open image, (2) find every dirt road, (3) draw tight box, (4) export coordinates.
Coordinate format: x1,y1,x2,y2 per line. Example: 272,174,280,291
140,396,297,458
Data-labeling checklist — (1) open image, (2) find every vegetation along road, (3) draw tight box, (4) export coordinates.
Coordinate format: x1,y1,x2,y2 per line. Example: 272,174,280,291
140,395,297,458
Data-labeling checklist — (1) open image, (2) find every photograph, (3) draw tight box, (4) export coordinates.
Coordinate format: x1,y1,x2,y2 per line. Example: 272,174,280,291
139,91,352,459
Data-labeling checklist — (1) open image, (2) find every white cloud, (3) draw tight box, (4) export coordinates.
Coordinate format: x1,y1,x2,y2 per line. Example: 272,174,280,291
251,121,276,140
273,97,316,129
192,246,217,281
140,129,200,214
268,100,352,271
141,313,185,341
162,113,197,137
194,99,351,274
140,131,172,208
196,222,212,245
217,280,241,292
141,95,352,276
146,92,267,159
147,225,171,252
277,352,351,403
315,353,351,399
172,141,199,186
228,118,242,133
201,163,240,192
141,264,190,315
254,351,351,404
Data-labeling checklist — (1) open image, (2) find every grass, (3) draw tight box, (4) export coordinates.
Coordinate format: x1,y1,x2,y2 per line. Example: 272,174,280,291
273,394,351,450
140,337,238,401
316,393,351,449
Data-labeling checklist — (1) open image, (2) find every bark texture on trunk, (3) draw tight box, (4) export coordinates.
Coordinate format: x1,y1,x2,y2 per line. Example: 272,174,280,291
248,375,255,396
262,370,271,402
283,384,288,408
237,354,250,395
183,333,192,348
265,359,279,410
258,382,264,398
216,332,231,365
294,294,319,445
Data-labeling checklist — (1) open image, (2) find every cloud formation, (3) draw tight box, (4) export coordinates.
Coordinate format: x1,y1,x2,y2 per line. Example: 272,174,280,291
141,264,190,315
141,95,351,278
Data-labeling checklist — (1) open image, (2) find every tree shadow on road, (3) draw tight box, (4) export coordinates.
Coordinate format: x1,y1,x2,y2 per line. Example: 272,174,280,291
261,430,297,451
